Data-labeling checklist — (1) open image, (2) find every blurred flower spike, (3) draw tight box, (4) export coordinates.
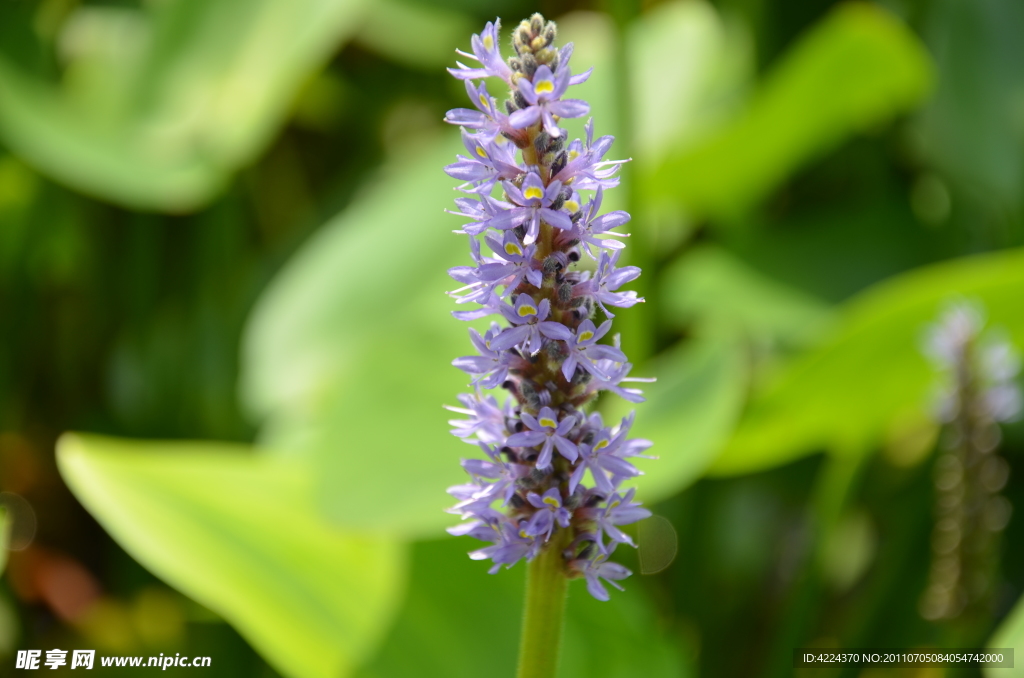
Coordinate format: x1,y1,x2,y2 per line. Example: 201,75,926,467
442,14,653,601
920,301,1021,621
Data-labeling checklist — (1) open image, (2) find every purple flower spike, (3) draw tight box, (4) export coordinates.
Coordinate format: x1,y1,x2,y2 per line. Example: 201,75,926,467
445,13,653,601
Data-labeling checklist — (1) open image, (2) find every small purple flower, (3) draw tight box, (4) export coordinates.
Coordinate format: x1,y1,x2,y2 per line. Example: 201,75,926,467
470,519,540,574
572,549,632,601
445,392,510,445
575,250,643,318
491,296,553,354
572,188,631,257
452,323,515,388
569,439,640,494
523,487,572,540
446,195,507,236
580,488,651,553
448,235,542,306
541,319,627,381
552,119,626,190
506,406,579,469
445,129,523,194
457,443,530,508
448,20,513,83
508,65,590,137
587,360,655,403
444,80,511,140
490,172,572,245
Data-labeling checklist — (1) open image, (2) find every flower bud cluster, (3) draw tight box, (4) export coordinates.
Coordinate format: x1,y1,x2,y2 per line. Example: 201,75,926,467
443,15,653,600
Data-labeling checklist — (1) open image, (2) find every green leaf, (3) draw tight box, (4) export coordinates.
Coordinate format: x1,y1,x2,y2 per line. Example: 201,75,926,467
660,245,834,347
606,338,747,502
626,0,752,164
0,0,367,211
242,134,475,537
352,0,473,70
56,433,406,678
710,248,1024,476
645,2,932,218
354,538,691,678
914,0,1024,208
986,593,1024,678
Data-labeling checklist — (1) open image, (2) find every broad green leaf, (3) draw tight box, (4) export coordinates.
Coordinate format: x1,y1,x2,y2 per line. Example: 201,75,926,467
242,135,474,537
606,338,747,502
660,245,833,347
0,0,367,211
986,593,1024,678
627,0,752,164
352,0,473,70
354,538,691,678
710,248,1024,476
57,434,406,678
646,3,932,218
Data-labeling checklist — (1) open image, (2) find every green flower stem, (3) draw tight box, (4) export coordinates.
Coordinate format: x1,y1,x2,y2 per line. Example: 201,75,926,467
516,529,570,678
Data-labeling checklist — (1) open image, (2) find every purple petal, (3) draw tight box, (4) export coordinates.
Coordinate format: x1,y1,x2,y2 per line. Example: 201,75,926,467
507,430,547,447
553,436,579,462
561,354,578,381
509,106,540,129
445,108,489,127
548,99,590,119
538,321,572,341
490,325,531,351
540,208,573,231
452,356,494,374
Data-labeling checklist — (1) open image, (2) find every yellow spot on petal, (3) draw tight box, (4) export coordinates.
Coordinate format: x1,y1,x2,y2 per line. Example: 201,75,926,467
564,200,579,213
518,304,538,317
505,243,523,256
476,146,487,158
539,418,557,429
594,439,609,451
534,79,554,95
543,496,560,506
578,331,594,342
610,500,621,509
524,186,543,200
479,94,490,109
519,529,529,538
483,35,494,51
568,150,580,161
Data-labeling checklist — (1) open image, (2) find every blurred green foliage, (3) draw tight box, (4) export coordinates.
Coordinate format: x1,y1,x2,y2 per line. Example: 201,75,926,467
2,0,1024,676
57,434,405,678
